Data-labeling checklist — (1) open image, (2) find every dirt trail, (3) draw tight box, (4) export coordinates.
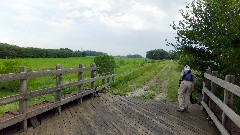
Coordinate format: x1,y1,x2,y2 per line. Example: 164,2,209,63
126,64,171,101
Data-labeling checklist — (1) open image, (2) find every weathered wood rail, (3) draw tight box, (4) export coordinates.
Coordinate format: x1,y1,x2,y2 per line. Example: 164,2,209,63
0,64,115,131
202,70,240,135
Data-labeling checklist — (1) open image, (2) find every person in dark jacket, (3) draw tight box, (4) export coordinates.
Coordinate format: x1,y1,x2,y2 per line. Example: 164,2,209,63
177,65,195,112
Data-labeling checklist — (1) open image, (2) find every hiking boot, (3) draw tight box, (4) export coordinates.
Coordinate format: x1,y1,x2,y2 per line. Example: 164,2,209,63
184,108,189,113
177,109,185,112
177,108,189,113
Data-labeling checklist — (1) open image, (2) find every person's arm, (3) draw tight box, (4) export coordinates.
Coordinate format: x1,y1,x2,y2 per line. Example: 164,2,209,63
192,82,195,91
192,75,195,91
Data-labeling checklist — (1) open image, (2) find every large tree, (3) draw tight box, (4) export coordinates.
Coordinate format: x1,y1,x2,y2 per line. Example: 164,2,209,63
169,0,240,78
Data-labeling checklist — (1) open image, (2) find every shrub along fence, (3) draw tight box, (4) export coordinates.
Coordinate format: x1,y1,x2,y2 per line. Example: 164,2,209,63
0,63,114,131
202,70,240,135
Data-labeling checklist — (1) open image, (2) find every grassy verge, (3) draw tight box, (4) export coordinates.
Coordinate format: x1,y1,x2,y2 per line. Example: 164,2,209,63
138,60,181,101
0,58,181,114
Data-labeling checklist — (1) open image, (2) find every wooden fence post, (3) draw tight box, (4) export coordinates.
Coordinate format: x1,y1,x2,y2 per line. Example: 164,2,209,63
112,72,115,82
19,66,27,131
55,64,62,115
222,75,235,132
209,71,218,112
91,64,96,98
203,69,211,104
102,73,106,93
78,64,83,104
107,72,110,84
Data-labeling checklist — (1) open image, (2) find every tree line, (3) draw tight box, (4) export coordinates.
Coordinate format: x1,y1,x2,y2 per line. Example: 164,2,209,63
0,43,104,58
146,49,178,60
168,0,240,114
168,0,240,79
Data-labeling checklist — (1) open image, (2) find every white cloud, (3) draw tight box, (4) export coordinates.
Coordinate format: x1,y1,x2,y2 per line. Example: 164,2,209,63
97,1,167,30
45,19,73,30
0,0,191,56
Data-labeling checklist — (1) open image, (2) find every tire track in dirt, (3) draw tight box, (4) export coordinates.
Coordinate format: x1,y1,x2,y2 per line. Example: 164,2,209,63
126,63,171,100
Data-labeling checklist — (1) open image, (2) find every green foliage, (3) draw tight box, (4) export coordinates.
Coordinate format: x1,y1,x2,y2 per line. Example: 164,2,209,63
0,43,105,58
169,0,240,113
127,54,143,58
94,54,117,75
0,57,182,114
0,59,31,92
146,49,168,60
169,0,240,77
139,92,155,99
146,49,177,60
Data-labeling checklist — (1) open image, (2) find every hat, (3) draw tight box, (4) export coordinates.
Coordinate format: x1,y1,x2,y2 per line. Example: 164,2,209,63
184,65,190,70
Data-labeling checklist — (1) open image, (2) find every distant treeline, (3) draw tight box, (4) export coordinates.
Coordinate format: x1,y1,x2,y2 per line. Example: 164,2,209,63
0,43,105,58
127,54,143,58
146,49,178,60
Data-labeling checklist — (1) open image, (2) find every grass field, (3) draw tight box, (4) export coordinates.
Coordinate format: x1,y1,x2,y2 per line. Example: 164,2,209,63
0,57,181,114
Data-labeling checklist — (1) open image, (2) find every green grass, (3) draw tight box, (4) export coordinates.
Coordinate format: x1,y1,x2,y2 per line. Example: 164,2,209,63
0,57,181,114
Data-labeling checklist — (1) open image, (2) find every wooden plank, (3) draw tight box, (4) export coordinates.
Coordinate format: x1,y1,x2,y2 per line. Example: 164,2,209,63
19,66,27,131
56,112,68,135
40,116,48,135
55,64,62,115
209,71,218,114
0,72,26,82
26,87,57,99
0,94,23,106
87,101,126,134
91,64,96,98
63,108,74,135
201,101,230,135
126,97,217,134
0,75,111,104
67,107,81,135
29,116,40,128
51,115,62,135
203,87,240,128
116,96,187,134
61,95,79,105
75,102,100,134
222,75,235,130
33,126,41,135
0,67,95,82
27,67,95,78
0,87,97,131
95,84,109,92
0,114,25,130
46,116,55,135
204,73,240,97
203,70,211,104
100,96,140,134
26,102,61,119
61,108,72,135
78,64,83,104
25,78,97,99
72,105,91,135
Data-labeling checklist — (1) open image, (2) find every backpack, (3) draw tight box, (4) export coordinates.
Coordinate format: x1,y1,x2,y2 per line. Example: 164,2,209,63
178,70,191,87
190,91,198,104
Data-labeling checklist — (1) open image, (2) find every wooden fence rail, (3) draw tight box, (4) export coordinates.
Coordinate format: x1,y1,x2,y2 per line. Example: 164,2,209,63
0,64,115,131
202,70,240,135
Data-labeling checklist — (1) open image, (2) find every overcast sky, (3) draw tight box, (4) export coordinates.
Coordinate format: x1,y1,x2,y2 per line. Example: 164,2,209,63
0,0,191,57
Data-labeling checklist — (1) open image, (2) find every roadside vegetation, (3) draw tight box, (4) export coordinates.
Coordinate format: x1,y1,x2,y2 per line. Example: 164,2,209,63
0,57,181,114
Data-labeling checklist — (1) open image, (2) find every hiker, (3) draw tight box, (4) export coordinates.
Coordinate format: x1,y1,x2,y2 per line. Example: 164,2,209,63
177,65,195,112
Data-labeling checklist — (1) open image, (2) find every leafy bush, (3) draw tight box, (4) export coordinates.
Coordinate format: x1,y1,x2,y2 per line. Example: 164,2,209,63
0,59,31,92
94,54,117,75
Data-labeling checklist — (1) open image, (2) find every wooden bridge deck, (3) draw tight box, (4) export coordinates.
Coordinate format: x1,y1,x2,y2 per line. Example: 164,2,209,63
2,93,219,135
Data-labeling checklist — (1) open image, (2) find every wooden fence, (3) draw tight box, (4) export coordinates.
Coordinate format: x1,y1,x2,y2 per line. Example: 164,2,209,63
202,70,240,135
0,63,115,131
